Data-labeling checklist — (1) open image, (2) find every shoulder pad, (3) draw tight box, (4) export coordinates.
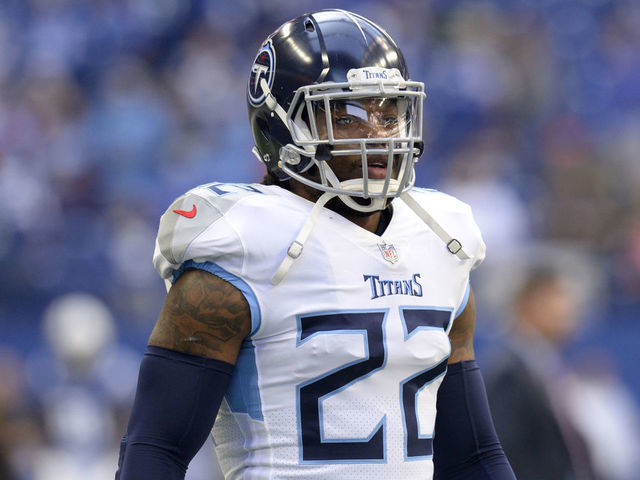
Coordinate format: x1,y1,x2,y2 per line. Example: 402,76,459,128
407,187,486,270
409,187,470,213
154,183,267,275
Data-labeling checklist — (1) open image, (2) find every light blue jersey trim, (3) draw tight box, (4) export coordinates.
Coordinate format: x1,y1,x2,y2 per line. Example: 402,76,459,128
172,260,261,336
410,186,439,193
226,340,263,421
454,282,471,319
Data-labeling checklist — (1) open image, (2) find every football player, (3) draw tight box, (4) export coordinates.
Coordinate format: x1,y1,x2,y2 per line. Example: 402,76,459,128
116,9,515,480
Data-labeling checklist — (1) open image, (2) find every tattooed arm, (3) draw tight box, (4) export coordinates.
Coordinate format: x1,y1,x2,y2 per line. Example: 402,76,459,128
447,286,476,364
149,268,251,362
116,269,251,480
433,286,515,479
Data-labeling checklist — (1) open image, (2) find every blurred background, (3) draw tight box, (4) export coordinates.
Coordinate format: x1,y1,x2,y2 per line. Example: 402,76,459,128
0,0,638,479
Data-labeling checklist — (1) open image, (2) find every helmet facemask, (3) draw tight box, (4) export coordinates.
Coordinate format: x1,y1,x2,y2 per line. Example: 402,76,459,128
278,67,426,212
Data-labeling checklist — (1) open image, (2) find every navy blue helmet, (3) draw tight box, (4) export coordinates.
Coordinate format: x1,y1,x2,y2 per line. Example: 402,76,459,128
247,9,425,212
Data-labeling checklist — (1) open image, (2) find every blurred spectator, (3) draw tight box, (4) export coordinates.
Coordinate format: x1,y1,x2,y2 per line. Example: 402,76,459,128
565,349,640,480
0,348,41,480
538,114,621,252
21,293,140,480
485,265,640,480
484,267,597,480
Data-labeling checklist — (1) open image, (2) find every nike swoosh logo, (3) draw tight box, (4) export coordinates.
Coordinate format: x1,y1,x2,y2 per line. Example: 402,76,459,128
173,204,197,218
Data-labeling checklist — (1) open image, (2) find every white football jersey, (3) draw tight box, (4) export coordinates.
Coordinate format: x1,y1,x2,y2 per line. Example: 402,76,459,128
153,183,485,480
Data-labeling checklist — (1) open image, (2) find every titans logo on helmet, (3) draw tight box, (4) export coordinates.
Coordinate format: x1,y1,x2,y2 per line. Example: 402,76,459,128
248,40,275,105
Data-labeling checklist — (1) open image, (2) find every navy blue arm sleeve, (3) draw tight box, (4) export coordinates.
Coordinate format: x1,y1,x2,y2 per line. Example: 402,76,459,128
433,360,516,480
115,345,235,480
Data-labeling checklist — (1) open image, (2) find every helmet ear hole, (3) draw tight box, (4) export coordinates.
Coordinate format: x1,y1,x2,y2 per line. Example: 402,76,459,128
257,117,271,143
304,19,315,32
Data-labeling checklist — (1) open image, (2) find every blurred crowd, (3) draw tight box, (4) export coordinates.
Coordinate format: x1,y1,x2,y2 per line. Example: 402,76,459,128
0,0,639,479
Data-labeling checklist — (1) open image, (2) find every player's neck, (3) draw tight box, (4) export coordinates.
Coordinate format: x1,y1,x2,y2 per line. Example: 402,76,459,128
290,181,387,234
342,209,383,233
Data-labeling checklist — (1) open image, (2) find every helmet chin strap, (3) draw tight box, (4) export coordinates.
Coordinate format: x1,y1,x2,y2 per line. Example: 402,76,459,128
270,185,471,286
271,191,336,285
399,193,471,261
322,165,394,212
338,191,387,212
270,164,390,285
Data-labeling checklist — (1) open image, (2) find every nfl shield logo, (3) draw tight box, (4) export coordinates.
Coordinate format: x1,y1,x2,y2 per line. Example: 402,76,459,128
378,243,399,264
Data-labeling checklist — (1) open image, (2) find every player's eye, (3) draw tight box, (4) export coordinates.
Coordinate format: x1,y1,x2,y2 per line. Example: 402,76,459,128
335,115,355,126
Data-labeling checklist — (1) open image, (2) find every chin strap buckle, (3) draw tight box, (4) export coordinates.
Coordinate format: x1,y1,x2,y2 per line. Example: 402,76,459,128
287,241,304,259
447,239,462,255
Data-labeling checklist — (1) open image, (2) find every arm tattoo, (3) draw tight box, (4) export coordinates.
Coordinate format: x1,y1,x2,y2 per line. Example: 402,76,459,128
448,288,476,364
150,269,251,361
448,316,475,364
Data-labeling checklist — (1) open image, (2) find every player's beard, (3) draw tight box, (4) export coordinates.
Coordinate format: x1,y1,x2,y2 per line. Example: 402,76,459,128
296,162,396,218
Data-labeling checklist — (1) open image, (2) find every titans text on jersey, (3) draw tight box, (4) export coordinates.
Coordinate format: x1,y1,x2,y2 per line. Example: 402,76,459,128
363,273,423,299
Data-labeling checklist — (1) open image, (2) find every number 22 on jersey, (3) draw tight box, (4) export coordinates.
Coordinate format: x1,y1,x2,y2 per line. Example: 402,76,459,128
296,308,451,463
